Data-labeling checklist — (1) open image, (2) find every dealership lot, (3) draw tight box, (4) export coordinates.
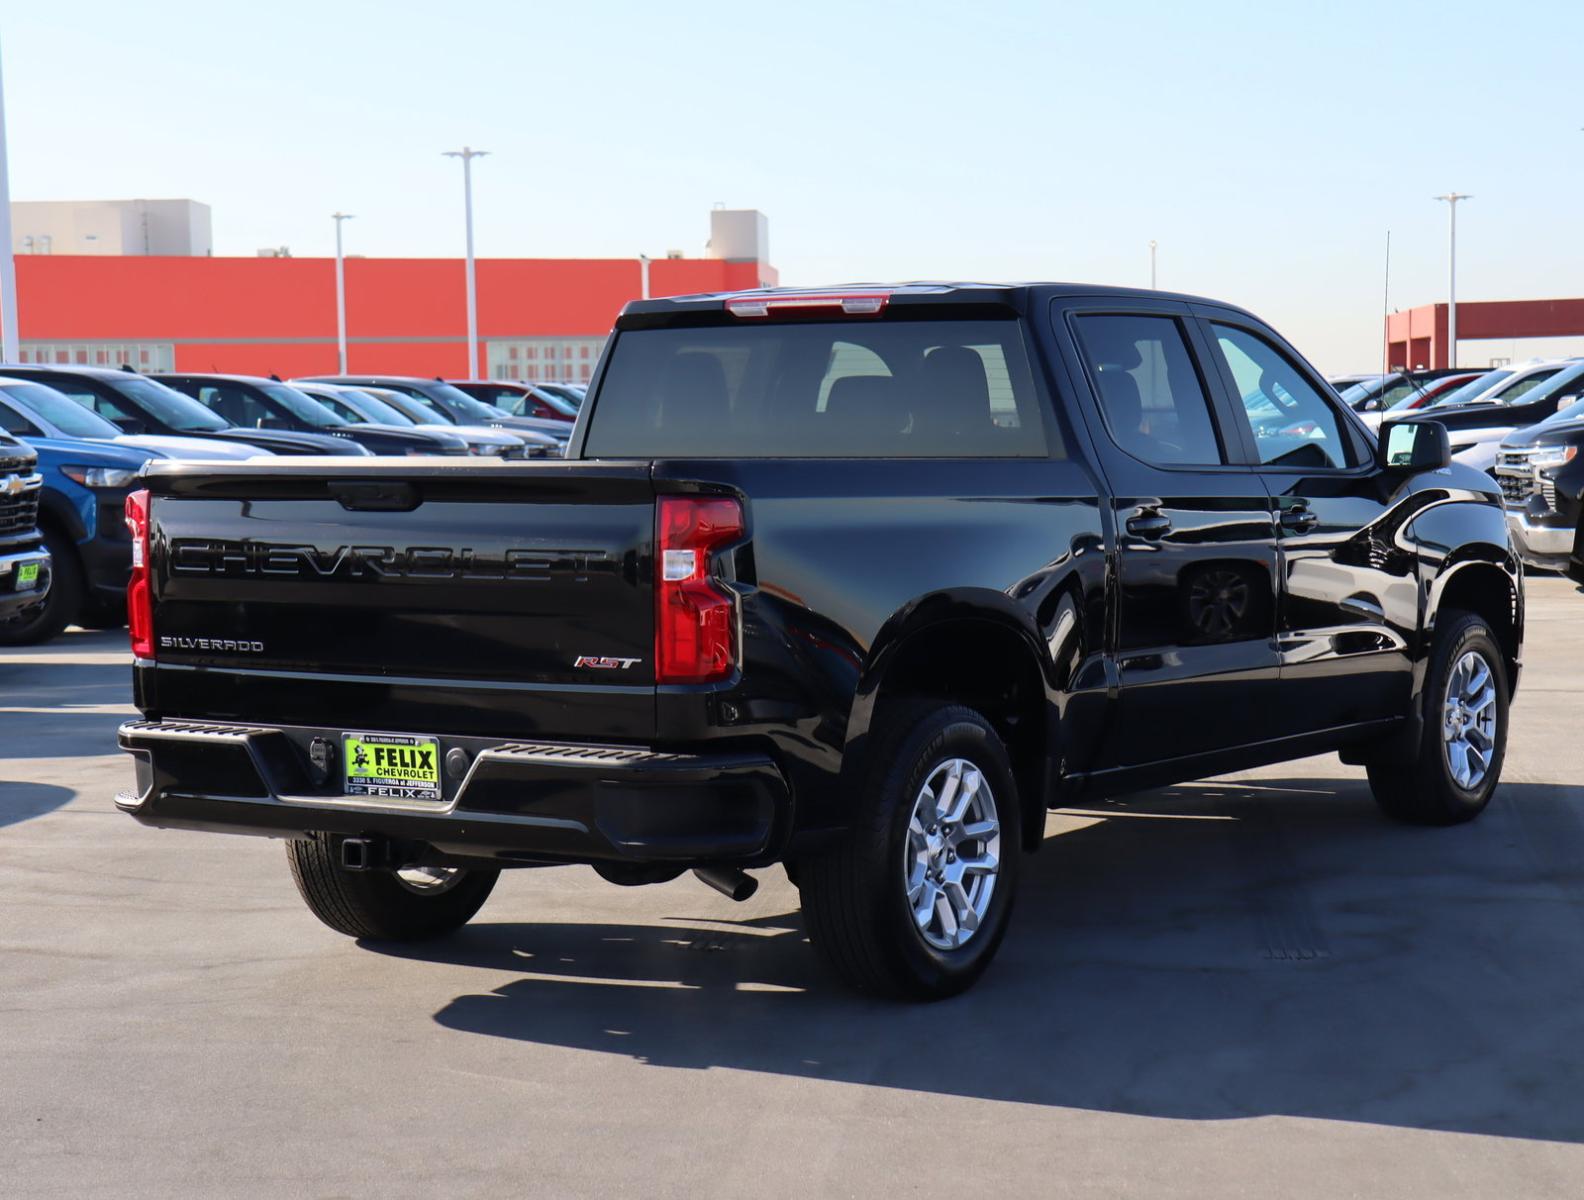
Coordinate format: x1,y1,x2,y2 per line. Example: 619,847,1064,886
3,578,1582,1199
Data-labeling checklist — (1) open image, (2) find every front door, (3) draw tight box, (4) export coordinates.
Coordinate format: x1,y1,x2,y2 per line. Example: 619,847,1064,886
1060,303,1281,768
1196,312,1415,735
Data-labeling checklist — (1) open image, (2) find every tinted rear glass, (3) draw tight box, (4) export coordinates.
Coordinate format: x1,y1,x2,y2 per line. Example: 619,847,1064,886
584,320,1052,458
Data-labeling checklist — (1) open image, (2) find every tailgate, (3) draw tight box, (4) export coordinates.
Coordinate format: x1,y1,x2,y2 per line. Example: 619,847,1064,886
142,461,656,740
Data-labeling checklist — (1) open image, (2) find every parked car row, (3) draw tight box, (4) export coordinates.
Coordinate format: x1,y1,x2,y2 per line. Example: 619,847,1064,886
0,364,579,646
1333,359,1584,580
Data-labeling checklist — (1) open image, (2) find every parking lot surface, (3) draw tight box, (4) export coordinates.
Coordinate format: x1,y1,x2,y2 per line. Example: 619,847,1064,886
4,577,1584,1199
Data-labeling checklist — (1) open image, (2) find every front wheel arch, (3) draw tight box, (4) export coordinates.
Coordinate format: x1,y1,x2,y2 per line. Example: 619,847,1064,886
1430,560,1520,692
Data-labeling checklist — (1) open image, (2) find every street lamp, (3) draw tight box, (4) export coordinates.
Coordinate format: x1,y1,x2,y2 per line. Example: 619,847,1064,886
638,253,651,300
331,212,353,373
1149,240,1157,290
442,146,489,379
0,36,20,362
1434,193,1471,368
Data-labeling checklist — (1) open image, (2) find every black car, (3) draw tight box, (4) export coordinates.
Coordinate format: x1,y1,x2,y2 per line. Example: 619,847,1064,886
0,366,371,458
1496,395,1584,579
298,375,571,444
155,374,470,458
118,283,1521,1000
0,434,51,629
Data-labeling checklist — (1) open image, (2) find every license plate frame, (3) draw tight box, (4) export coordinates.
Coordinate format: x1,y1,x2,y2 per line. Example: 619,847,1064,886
16,562,39,588
342,731,443,802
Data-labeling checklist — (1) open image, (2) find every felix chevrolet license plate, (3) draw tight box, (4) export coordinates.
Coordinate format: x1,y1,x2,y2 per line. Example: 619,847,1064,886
343,732,442,801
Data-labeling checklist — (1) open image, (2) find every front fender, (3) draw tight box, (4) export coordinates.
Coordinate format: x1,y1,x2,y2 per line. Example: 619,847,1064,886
1407,498,1522,692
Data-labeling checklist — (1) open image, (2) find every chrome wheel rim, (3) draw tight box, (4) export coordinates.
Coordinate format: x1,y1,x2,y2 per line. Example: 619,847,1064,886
394,865,464,895
1442,649,1498,790
904,757,1001,951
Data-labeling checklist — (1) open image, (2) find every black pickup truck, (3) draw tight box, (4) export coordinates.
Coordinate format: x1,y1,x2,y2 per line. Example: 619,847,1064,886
116,284,1522,999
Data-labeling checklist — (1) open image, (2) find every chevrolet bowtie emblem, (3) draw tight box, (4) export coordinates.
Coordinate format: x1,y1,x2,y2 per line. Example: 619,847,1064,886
0,476,23,498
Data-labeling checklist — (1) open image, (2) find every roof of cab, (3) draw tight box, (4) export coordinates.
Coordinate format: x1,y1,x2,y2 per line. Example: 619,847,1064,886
618,281,1254,323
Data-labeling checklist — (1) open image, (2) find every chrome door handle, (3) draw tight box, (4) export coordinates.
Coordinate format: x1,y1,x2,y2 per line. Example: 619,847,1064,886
1125,511,1172,538
1280,506,1317,532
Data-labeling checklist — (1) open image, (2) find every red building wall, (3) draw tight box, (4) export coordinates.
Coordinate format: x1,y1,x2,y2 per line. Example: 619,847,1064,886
1386,298,1584,369
11,254,772,377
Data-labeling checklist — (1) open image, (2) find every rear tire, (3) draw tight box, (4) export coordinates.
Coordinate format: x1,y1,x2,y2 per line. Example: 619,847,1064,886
1367,610,1508,826
798,700,1020,1000
286,833,499,941
0,529,82,646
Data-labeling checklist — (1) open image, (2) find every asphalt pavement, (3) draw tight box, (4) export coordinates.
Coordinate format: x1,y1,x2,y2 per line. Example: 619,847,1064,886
4,578,1584,1198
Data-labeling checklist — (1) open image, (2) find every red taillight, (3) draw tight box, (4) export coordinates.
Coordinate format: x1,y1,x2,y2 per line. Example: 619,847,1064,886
655,496,743,684
125,488,154,659
725,292,890,319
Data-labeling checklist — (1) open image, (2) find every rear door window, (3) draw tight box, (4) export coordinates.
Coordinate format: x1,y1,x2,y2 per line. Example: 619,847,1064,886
1071,313,1225,466
584,320,1053,458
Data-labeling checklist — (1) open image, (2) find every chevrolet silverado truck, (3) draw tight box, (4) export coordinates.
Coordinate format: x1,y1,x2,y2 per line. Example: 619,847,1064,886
116,284,1523,999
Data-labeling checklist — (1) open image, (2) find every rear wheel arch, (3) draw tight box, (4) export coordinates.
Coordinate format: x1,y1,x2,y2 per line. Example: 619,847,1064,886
849,604,1053,852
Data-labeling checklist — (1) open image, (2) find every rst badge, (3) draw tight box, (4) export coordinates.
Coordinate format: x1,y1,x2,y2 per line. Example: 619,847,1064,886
573,655,641,670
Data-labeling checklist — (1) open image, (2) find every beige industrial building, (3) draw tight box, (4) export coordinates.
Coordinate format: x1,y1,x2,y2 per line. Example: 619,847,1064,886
10,198,212,257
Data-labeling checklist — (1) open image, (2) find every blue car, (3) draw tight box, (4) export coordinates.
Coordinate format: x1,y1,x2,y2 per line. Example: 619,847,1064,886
0,376,264,644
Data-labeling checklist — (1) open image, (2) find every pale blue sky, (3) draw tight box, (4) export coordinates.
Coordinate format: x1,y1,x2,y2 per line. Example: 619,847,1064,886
5,0,1583,372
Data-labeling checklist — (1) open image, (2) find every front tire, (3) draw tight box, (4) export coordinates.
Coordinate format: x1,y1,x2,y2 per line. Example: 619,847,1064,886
286,833,499,941
799,701,1020,1000
1367,609,1509,825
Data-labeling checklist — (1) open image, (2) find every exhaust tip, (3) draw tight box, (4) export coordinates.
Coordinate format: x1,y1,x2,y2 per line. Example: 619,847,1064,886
693,866,758,903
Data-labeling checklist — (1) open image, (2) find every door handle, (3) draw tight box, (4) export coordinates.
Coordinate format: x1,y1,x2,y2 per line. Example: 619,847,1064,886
1125,510,1172,538
1279,505,1317,532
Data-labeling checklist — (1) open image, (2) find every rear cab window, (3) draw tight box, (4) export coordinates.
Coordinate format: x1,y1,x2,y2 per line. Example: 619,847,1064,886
583,319,1055,459
1071,313,1226,466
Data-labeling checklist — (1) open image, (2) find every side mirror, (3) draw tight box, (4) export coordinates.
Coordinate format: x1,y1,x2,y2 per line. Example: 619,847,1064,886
1379,419,1451,471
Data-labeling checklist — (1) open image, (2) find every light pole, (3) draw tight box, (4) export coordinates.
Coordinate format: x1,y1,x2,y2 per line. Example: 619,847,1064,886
1434,193,1471,368
331,212,353,374
0,36,20,362
443,146,488,379
638,253,651,300
1149,240,1157,290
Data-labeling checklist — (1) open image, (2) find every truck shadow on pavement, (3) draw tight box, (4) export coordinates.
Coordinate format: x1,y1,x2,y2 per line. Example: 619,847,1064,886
0,781,75,827
410,777,1584,1142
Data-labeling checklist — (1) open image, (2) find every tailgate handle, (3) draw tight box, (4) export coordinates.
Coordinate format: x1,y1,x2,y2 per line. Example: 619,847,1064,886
329,481,421,512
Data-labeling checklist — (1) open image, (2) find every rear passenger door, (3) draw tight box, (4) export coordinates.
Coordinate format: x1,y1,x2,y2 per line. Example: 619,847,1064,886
1195,309,1413,735
1058,300,1281,768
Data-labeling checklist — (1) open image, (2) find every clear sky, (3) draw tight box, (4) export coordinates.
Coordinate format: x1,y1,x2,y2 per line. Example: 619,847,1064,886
5,0,1583,373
